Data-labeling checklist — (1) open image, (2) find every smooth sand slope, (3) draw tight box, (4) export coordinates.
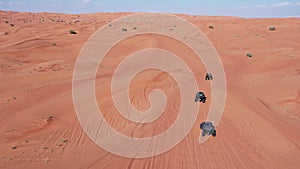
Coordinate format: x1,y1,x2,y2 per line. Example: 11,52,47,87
0,11,300,169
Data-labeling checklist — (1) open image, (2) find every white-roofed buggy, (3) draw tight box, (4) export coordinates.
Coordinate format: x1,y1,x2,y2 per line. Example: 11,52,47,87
195,92,206,103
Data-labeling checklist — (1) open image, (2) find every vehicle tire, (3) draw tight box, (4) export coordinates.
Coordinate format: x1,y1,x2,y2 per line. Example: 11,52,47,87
212,130,216,137
200,123,204,129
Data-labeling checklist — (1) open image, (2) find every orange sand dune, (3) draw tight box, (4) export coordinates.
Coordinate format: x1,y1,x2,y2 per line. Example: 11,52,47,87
0,11,300,169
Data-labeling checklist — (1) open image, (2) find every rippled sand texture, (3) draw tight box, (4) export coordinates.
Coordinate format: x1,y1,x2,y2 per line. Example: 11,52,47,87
0,11,300,169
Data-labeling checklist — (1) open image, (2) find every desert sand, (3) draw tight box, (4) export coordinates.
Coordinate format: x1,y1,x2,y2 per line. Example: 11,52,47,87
0,10,300,169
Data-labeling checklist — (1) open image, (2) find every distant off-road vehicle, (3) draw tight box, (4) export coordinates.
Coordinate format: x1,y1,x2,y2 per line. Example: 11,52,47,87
205,73,213,80
200,121,216,137
195,92,206,103
269,26,276,31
